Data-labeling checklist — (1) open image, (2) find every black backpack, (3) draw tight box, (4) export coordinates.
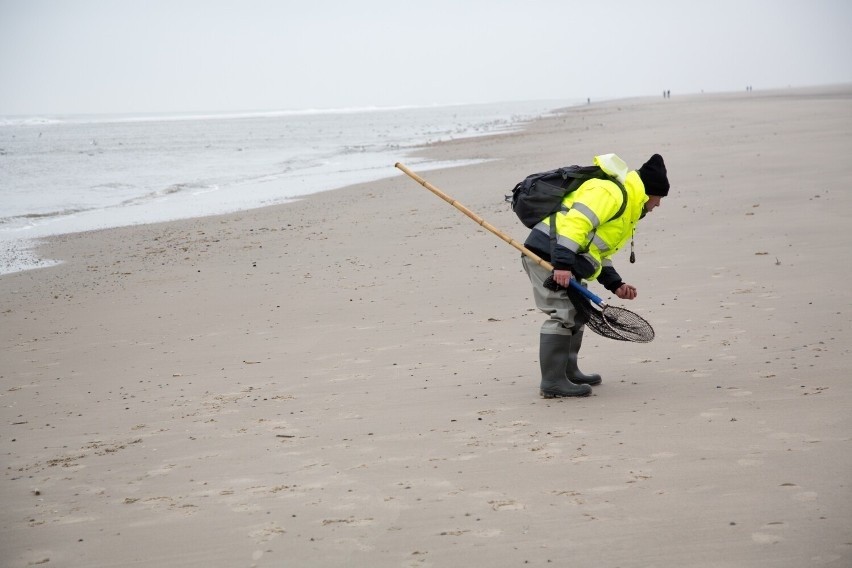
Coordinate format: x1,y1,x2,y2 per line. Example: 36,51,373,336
507,165,627,228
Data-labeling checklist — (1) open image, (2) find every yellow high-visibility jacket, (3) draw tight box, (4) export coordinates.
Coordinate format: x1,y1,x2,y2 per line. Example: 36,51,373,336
523,154,649,290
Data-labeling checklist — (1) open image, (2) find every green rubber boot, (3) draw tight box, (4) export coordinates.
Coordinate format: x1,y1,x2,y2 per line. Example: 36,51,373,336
539,334,592,398
566,328,602,386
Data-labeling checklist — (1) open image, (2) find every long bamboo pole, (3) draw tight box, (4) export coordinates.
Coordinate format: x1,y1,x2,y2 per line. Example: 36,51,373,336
394,162,555,272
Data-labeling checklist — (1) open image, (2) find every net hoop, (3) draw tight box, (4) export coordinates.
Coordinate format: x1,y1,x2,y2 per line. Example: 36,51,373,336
567,287,655,343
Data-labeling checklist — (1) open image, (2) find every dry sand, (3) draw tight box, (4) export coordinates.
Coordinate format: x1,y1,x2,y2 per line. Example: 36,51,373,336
2,86,851,567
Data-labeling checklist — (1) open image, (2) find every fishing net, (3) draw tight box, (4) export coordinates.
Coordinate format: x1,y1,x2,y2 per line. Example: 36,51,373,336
564,282,655,343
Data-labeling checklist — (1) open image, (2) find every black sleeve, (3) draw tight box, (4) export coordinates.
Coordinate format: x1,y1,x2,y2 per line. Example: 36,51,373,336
553,247,597,279
527,228,595,277
551,246,577,271
596,265,623,292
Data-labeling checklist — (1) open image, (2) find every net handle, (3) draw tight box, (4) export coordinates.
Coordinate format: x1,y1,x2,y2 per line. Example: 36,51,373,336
567,279,609,308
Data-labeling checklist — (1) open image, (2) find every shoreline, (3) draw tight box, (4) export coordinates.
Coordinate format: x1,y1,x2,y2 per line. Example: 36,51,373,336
2,86,851,567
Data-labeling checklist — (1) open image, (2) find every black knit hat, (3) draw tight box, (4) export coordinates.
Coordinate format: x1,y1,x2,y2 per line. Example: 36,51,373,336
638,154,670,197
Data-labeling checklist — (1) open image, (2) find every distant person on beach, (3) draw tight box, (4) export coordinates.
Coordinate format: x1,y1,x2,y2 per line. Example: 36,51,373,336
522,154,670,397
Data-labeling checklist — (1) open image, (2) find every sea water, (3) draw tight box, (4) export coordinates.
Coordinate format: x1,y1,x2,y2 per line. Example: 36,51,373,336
0,100,574,274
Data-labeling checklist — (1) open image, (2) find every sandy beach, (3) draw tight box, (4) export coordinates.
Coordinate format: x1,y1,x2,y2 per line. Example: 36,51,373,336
2,86,851,567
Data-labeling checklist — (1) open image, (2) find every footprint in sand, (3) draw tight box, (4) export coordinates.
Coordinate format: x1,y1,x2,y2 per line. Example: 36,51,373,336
588,485,630,494
650,451,676,459
792,491,818,502
488,499,524,511
728,389,753,397
248,522,286,543
752,532,783,544
321,517,375,527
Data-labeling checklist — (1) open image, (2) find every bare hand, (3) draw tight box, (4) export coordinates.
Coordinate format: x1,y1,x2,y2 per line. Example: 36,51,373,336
553,269,573,288
615,283,638,300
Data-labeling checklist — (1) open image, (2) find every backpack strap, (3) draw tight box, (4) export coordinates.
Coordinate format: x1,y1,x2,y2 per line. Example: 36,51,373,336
608,179,628,222
546,212,557,259
548,178,628,259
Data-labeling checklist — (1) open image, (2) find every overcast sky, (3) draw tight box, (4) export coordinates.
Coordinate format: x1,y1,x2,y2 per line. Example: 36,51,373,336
1,0,850,116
